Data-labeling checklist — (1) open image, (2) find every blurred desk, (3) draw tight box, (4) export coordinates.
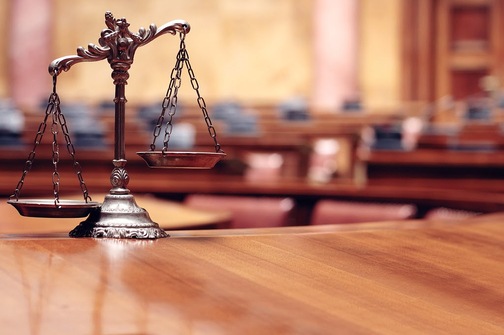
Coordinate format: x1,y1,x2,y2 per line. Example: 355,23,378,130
4,168,504,221
365,148,504,167
0,215,503,334
4,137,504,220
363,148,504,194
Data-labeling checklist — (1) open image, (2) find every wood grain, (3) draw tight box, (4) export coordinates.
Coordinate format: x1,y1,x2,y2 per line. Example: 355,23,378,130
0,217,502,334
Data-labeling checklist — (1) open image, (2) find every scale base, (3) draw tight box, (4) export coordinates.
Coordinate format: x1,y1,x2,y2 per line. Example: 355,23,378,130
70,193,168,239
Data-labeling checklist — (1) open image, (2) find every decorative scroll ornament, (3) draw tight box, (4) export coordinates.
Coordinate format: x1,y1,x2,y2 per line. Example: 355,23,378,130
71,226,167,239
110,160,130,190
49,11,190,80
110,167,129,189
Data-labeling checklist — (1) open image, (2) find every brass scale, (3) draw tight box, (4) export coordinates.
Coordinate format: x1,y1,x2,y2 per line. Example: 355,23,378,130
7,12,226,239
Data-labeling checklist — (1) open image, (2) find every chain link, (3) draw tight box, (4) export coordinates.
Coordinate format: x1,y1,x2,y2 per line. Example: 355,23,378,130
150,35,185,153
150,58,181,150
10,75,92,204
183,47,223,153
56,103,92,202
51,101,61,204
149,32,223,153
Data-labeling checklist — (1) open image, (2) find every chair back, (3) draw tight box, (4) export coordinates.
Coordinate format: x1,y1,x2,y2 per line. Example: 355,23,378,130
184,194,295,228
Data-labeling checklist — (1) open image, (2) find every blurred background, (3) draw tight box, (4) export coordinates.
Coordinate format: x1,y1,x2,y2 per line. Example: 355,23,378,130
1,0,504,228
1,0,400,110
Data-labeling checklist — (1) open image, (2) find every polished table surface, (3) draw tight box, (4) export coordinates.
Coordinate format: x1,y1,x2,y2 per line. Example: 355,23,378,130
0,215,503,334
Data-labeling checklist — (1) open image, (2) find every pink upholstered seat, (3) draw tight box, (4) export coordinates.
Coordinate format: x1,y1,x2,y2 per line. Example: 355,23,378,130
310,200,416,225
184,194,295,228
424,207,480,221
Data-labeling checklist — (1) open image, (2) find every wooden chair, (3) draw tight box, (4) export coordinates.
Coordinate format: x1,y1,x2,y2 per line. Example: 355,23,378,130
310,200,417,225
184,194,295,228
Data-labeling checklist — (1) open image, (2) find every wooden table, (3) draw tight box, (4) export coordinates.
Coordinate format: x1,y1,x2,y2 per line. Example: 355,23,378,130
0,214,503,334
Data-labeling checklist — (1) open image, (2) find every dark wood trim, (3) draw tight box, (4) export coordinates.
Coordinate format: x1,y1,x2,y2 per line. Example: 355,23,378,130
401,0,436,103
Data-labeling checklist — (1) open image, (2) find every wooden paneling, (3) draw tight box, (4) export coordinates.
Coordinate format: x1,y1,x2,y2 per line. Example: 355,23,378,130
401,0,436,102
451,68,489,99
450,5,490,48
401,0,504,104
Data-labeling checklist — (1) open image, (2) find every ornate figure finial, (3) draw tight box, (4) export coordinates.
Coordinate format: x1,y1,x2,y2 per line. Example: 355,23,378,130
48,12,190,79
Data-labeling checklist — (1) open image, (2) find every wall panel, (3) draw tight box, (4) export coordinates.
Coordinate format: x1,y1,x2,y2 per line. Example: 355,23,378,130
0,0,9,98
51,0,313,106
358,0,402,111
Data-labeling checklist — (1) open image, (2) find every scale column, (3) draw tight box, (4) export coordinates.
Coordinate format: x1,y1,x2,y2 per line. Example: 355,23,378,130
114,84,126,161
110,82,129,195
73,46,170,238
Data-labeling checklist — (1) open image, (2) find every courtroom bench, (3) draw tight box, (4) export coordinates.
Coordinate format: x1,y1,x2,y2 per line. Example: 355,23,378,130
4,104,504,227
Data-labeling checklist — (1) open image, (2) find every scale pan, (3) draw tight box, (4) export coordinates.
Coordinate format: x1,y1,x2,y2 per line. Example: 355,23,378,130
7,199,100,218
137,151,226,169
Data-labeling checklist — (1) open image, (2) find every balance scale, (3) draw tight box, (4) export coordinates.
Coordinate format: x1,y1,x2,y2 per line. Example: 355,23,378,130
7,11,226,239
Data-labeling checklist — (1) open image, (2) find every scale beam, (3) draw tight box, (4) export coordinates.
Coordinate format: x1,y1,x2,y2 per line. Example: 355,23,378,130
49,12,189,77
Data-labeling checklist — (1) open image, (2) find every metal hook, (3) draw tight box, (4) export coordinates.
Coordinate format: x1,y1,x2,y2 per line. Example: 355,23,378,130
52,75,58,94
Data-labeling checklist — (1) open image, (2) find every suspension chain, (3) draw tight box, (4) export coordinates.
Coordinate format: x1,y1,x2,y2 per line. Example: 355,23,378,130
10,75,92,204
150,34,185,153
50,89,61,204
150,32,223,153
55,97,92,203
182,37,223,153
